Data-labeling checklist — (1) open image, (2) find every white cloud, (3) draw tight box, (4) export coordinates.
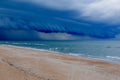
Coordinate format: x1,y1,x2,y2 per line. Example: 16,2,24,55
38,32,78,40
37,32,92,40
82,0,120,23
14,0,120,23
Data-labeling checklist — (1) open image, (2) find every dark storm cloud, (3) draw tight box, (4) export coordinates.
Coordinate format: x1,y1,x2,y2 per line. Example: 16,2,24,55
0,0,120,40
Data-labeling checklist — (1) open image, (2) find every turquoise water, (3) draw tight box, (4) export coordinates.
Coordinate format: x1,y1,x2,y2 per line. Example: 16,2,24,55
0,40,120,63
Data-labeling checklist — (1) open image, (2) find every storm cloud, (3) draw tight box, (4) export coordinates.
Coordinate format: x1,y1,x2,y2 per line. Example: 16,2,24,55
0,0,120,40
16,0,120,23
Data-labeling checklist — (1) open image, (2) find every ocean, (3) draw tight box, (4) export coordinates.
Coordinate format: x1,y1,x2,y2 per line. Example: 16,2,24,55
0,40,120,63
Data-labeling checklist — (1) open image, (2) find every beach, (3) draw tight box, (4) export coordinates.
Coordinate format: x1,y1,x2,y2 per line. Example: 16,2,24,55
0,45,120,80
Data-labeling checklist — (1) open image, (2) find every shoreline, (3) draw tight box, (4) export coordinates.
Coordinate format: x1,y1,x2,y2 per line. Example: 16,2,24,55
0,45,120,80
2,44,120,64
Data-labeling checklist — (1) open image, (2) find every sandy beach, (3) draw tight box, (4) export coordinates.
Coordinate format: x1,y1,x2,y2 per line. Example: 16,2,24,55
0,45,120,80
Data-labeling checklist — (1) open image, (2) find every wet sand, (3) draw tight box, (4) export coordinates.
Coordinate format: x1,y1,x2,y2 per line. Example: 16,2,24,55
0,45,120,80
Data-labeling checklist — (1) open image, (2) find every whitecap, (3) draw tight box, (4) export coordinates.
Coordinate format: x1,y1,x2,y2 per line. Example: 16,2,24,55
106,56,120,60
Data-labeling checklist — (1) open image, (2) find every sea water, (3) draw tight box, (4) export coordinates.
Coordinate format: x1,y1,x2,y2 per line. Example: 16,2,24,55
0,40,120,63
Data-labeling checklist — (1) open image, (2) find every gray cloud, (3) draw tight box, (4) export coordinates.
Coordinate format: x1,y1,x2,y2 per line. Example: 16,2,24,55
37,32,92,40
14,0,120,23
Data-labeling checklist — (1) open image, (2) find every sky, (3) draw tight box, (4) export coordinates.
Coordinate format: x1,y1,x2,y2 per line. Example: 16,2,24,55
0,0,120,40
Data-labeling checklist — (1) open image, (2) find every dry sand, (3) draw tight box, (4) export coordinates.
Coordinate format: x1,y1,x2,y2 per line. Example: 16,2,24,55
0,45,120,80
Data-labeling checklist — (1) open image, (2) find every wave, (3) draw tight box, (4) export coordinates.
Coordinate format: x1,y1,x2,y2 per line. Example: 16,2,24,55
69,53,83,56
106,56,120,60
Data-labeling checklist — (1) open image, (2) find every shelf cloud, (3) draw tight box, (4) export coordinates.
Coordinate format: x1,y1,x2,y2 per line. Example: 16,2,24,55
0,0,120,40
15,0,120,23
